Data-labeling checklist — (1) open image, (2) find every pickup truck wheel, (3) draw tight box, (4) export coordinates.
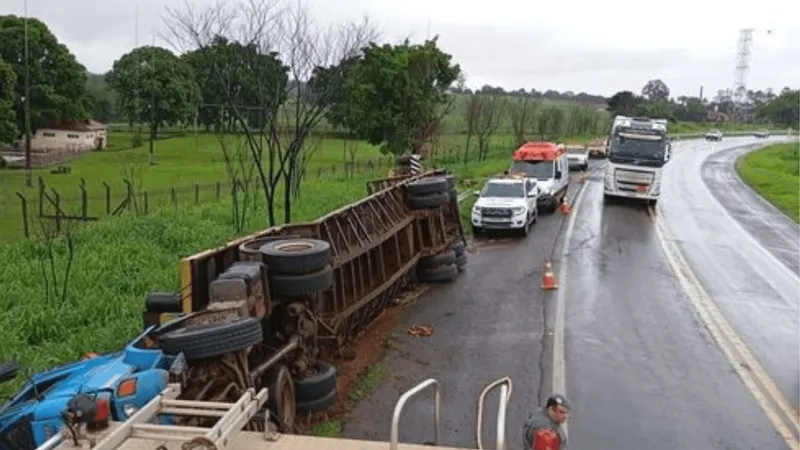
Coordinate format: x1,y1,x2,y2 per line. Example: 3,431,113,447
267,365,296,433
418,263,458,283
294,361,337,403
268,265,333,297
418,250,457,269
260,239,332,275
409,191,450,210
296,387,337,414
406,177,449,196
160,317,263,360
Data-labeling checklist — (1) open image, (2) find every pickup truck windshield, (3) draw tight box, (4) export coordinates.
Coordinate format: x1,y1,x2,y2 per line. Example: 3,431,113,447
481,183,524,198
510,160,553,179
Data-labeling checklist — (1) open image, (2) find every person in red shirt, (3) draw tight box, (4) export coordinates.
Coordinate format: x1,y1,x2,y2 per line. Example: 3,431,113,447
522,394,570,450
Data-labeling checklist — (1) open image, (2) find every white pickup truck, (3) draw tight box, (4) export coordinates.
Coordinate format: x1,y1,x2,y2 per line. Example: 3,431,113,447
565,145,589,171
471,177,538,236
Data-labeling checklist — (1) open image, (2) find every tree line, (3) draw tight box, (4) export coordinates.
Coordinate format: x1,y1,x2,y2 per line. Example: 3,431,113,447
607,79,798,126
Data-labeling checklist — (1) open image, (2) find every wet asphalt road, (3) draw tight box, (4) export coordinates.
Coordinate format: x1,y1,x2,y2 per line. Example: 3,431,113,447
342,171,586,448
565,137,796,449
343,138,799,449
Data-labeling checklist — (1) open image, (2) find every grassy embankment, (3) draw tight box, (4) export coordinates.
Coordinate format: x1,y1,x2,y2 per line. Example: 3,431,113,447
0,129,516,397
735,142,799,222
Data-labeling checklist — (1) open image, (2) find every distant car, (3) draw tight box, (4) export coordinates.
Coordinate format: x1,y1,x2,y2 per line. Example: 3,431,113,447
565,145,589,171
0,325,185,450
754,129,770,138
705,129,723,141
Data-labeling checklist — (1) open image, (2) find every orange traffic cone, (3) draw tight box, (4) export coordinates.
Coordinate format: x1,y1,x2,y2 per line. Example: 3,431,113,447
541,261,558,290
559,200,572,215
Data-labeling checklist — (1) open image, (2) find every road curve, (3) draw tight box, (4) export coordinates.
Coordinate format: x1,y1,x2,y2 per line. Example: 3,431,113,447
700,141,799,275
562,157,790,449
660,137,799,417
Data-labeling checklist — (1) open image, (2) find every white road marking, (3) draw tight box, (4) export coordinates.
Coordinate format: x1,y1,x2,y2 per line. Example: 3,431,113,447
552,178,590,438
652,209,800,449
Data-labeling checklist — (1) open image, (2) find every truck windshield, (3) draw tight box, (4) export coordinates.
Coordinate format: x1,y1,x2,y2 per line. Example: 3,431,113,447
609,136,665,161
481,183,524,198
510,161,553,179
566,147,586,154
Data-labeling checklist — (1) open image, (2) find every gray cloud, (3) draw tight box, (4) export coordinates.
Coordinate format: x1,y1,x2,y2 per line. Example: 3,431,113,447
6,0,799,97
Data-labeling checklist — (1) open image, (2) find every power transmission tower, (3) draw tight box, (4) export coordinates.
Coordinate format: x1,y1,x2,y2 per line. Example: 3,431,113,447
731,28,754,121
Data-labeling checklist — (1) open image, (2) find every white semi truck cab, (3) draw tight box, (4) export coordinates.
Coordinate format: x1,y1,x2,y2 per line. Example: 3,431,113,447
603,116,670,206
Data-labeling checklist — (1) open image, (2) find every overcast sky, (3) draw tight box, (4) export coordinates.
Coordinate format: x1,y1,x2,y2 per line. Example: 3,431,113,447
6,0,799,97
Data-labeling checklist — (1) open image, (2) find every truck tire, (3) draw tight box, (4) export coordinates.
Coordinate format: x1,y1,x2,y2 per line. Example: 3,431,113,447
267,365,296,433
260,239,332,275
406,177,448,196
294,362,337,403
409,192,450,210
443,174,456,189
455,253,468,270
418,264,458,283
268,265,333,297
418,250,457,270
296,388,337,414
159,317,263,360
145,292,182,314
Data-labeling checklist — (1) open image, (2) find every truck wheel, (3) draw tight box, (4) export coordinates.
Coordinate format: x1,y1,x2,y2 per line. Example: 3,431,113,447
455,253,468,271
417,264,458,283
267,365,296,433
294,361,337,403
450,241,466,256
296,387,337,414
260,239,331,275
268,265,333,297
406,177,448,196
159,317,263,360
409,191,450,210
418,250,457,269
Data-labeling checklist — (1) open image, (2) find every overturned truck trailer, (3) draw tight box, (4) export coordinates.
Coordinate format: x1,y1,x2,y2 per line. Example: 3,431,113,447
141,170,467,432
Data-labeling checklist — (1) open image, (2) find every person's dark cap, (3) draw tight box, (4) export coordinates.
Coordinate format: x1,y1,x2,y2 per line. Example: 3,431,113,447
546,394,570,410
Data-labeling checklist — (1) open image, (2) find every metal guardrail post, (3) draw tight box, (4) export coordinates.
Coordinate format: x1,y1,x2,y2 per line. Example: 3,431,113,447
390,378,441,450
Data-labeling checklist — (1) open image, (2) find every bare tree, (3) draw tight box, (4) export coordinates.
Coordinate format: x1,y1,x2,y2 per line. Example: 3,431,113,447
509,96,539,147
163,0,378,225
218,133,257,232
463,93,482,163
473,94,507,161
33,213,80,307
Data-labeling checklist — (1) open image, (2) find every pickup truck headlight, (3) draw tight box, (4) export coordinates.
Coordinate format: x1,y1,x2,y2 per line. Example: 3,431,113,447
472,206,481,214
511,207,525,215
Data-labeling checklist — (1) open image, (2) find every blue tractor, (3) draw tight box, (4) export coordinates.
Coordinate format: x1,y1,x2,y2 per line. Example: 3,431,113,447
0,325,186,450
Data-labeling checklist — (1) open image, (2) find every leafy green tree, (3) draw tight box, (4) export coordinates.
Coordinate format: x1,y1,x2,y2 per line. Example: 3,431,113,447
756,88,799,127
642,79,670,101
325,38,461,155
0,57,18,144
0,15,91,135
183,36,288,132
106,46,201,139
607,91,641,116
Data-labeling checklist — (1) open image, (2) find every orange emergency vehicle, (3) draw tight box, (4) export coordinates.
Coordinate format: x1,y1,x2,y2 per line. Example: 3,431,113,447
509,142,570,213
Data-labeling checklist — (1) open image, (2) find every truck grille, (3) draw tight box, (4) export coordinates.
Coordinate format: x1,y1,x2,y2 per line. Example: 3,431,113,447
481,208,513,218
614,168,654,193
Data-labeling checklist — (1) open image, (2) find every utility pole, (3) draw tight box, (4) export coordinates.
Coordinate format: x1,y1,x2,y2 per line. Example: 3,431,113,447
23,0,32,187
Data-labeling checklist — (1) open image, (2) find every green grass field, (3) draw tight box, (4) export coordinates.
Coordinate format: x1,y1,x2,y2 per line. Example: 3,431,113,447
735,142,799,222
0,136,516,396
